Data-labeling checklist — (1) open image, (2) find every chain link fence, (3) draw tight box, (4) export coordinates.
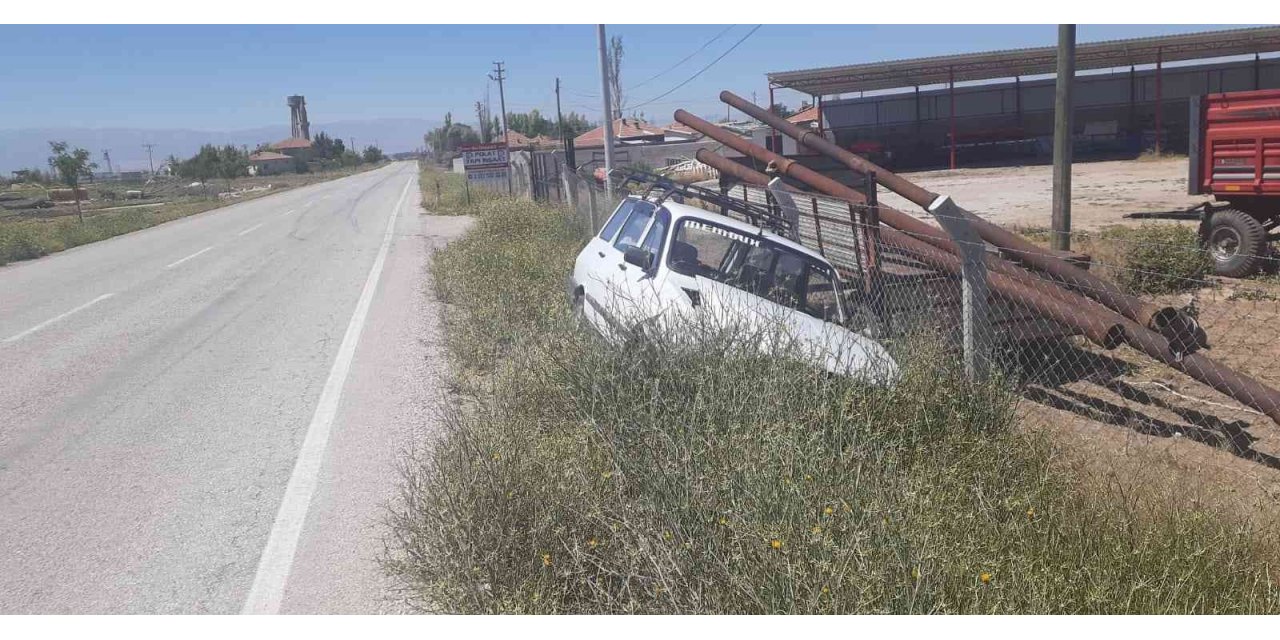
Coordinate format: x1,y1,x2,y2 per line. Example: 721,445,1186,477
511,152,1280,469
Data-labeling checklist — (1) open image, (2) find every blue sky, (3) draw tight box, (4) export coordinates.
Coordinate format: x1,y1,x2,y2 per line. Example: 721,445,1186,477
0,24,1246,132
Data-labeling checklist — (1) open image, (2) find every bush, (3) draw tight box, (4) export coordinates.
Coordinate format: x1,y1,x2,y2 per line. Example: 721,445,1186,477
1116,223,1212,295
383,196,1280,614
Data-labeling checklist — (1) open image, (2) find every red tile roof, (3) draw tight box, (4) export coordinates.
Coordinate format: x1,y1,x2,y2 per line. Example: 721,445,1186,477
503,130,533,146
270,137,313,150
574,118,668,148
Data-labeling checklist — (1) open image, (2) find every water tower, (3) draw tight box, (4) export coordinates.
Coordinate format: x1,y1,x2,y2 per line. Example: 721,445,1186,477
287,95,310,140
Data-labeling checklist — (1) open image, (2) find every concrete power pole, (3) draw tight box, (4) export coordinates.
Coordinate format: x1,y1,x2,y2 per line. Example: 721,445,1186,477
143,144,156,176
597,24,617,201
490,61,512,194
490,62,510,144
555,77,567,149
1051,24,1076,252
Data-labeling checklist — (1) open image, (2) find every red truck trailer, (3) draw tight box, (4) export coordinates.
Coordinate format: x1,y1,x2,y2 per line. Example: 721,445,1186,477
1189,89,1280,277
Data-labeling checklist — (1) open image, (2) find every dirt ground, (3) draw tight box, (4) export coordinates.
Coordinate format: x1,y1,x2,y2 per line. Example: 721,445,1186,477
879,156,1204,231
869,155,1280,536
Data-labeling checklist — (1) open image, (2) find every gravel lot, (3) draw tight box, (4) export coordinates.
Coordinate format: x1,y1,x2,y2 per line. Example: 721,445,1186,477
880,156,1204,231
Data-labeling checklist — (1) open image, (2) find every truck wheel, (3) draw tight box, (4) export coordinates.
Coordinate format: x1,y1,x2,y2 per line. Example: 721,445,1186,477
1206,209,1269,278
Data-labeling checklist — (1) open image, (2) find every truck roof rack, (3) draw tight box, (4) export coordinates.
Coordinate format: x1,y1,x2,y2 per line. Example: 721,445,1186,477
614,169,798,240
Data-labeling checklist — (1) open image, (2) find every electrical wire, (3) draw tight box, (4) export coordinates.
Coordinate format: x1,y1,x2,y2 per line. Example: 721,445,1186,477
626,24,737,91
627,25,762,111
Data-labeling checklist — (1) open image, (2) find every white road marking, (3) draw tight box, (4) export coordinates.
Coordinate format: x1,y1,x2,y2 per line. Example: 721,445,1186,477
4,293,116,343
237,223,264,236
241,175,413,615
281,209,297,216
165,246,214,269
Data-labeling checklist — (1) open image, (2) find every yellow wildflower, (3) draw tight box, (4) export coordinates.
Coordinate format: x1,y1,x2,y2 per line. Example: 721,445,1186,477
823,506,834,517
491,452,500,460
811,525,822,535
718,516,730,526
663,530,673,541
602,471,613,480
911,566,920,580
1026,507,1035,521
770,539,784,550
588,537,598,549
541,553,552,567
804,474,813,482
980,572,992,585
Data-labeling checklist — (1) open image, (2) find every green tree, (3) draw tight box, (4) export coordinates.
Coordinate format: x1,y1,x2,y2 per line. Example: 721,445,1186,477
340,150,363,168
361,145,385,164
312,132,345,160
175,145,221,190
216,145,248,191
769,103,796,119
426,113,482,163
507,109,555,138
554,111,594,141
47,141,97,222
608,36,624,119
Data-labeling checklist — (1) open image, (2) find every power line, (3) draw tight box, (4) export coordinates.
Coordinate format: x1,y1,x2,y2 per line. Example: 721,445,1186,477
627,25,762,111
626,24,736,92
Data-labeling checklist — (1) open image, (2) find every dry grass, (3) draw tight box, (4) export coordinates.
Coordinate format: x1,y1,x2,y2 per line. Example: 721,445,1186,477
382,195,1280,614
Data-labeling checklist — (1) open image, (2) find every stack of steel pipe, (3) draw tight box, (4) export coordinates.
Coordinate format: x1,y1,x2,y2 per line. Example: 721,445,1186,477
674,98,1280,425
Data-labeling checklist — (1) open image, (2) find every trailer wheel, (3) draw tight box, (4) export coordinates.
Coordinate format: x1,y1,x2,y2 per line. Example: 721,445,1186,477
1206,208,1269,278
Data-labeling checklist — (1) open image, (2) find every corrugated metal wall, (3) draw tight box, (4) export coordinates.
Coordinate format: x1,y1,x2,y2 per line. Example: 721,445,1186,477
816,57,1280,168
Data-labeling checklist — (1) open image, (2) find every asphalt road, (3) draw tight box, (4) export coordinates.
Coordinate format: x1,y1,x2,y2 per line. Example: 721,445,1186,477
0,161,471,613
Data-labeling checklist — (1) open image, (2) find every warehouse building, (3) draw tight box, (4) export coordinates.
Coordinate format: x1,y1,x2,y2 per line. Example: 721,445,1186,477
766,26,1280,170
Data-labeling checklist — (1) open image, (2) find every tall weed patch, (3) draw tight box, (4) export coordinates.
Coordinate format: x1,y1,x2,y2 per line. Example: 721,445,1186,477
385,197,1279,614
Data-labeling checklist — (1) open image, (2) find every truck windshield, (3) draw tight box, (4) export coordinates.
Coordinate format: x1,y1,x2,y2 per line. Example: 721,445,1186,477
667,218,842,322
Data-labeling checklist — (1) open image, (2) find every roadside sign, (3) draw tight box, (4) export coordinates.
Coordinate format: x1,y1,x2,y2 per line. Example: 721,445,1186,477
461,143,510,192
461,143,509,170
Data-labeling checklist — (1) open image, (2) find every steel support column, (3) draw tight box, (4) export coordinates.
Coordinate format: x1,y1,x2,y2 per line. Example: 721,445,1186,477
1155,47,1164,155
1014,76,1022,125
1051,24,1076,252
816,94,823,135
948,66,957,170
768,84,777,152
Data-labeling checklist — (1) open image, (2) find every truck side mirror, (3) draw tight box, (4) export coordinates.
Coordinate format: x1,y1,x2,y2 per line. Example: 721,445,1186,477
623,245,653,270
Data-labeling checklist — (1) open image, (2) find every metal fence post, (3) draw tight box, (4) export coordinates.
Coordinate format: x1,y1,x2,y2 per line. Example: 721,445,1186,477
927,195,991,381
587,185,599,237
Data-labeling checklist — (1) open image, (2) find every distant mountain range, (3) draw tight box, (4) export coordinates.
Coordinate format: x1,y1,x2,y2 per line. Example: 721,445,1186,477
0,117,440,173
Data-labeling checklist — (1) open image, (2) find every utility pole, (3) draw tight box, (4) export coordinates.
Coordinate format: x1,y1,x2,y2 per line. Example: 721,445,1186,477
1051,24,1076,252
143,143,156,176
555,77,566,148
490,62,510,144
597,25,617,201
102,150,113,176
490,61,512,194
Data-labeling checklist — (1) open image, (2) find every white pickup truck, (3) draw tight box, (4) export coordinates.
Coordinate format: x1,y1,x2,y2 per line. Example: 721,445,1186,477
567,193,898,384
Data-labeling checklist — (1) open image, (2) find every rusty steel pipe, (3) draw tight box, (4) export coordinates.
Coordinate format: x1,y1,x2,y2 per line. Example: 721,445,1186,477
688,117,1105,311
692,147,1125,350
687,131,1280,422
717,91,1192,342
678,110,957,249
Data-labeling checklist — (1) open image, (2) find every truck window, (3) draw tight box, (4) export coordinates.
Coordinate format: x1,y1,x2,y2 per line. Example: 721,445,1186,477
598,200,634,242
613,201,655,251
